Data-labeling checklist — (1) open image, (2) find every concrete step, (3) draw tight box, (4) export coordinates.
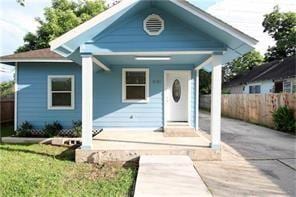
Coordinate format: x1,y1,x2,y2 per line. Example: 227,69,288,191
164,125,198,137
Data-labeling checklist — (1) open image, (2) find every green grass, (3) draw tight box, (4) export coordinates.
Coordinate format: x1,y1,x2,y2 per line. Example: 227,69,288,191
0,144,137,197
0,124,14,137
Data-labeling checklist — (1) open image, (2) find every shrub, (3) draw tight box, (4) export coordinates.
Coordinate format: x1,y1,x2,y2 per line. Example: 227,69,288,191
43,121,63,137
16,121,33,137
272,106,296,133
72,120,82,137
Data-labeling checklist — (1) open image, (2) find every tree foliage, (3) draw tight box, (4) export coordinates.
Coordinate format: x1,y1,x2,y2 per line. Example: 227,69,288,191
0,81,14,97
16,0,106,52
199,69,212,94
263,6,296,61
223,50,264,81
17,0,25,6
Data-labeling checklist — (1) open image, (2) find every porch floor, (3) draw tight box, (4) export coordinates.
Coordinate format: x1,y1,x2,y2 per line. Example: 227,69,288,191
75,130,221,163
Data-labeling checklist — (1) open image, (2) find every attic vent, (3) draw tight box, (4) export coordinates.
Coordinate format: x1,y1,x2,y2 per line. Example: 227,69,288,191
144,14,164,36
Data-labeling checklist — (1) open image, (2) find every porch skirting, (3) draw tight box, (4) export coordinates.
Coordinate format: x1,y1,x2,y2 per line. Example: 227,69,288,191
75,130,221,163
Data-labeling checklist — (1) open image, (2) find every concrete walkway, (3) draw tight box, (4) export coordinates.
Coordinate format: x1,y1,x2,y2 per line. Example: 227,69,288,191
134,155,212,197
195,111,296,197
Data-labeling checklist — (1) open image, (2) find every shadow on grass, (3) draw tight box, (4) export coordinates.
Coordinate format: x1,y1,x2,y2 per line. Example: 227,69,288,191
0,144,78,162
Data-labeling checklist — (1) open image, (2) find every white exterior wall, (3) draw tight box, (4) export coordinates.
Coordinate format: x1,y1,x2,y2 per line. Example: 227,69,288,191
243,80,273,94
226,85,244,94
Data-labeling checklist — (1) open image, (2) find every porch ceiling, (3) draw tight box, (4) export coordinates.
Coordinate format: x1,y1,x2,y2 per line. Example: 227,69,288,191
95,54,211,66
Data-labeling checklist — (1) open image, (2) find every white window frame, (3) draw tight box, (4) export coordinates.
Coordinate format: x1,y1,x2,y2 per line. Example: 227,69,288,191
248,83,261,94
122,68,149,103
283,80,292,93
48,75,75,110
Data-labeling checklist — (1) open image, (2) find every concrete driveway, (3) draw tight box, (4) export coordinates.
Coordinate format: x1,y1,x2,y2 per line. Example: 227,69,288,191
195,111,296,197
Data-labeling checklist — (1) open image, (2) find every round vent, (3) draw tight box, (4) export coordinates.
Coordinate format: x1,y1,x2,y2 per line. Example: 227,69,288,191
144,14,164,36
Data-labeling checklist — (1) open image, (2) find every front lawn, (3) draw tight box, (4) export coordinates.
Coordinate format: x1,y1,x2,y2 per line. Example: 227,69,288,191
0,144,137,196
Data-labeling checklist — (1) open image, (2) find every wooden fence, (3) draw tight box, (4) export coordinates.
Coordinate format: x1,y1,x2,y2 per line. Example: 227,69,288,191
200,93,296,128
1,99,14,124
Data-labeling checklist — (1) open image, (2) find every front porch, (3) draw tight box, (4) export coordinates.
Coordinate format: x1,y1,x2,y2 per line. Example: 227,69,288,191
76,130,221,163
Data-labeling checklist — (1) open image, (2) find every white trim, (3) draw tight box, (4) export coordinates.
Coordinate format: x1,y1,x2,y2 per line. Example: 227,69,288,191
0,59,72,63
195,56,213,70
93,51,216,56
50,0,139,50
195,69,199,131
164,70,191,126
144,14,165,36
163,71,167,127
14,62,18,131
170,0,258,46
103,127,163,132
81,55,93,149
188,71,192,126
47,75,75,110
210,55,222,149
92,56,111,71
122,68,150,103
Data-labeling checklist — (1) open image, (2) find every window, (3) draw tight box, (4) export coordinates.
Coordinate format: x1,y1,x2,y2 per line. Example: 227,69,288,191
122,68,149,103
274,81,283,93
249,85,261,94
293,79,296,93
283,80,292,93
48,75,74,109
144,14,164,36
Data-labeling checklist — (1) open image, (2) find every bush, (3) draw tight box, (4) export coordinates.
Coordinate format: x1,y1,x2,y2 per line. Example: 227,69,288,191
72,120,82,137
43,121,63,137
16,121,33,137
272,106,296,133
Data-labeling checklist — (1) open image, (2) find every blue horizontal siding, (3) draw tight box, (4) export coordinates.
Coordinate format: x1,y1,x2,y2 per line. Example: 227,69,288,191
93,64,195,129
81,7,225,53
17,63,196,130
17,62,82,129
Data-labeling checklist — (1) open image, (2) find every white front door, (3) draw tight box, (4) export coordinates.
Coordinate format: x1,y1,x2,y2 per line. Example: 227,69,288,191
165,71,190,122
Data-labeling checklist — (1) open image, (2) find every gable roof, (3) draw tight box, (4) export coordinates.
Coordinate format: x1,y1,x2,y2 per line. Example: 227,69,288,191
50,0,258,62
0,48,70,63
225,56,296,87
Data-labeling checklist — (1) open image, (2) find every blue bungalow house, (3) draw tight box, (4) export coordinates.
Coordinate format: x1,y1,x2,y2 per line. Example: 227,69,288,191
0,0,257,159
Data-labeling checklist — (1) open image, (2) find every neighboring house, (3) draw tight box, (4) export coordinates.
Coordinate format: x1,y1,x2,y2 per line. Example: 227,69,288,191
224,56,296,94
0,0,257,150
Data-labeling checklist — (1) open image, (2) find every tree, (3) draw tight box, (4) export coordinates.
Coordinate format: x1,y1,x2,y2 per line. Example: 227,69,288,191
0,81,14,97
263,6,296,61
16,0,106,52
199,69,212,94
223,50,264,81
17,0,25,6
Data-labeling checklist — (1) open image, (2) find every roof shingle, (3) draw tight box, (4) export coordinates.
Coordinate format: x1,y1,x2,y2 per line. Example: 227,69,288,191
0,48,65,61
225,56,296,87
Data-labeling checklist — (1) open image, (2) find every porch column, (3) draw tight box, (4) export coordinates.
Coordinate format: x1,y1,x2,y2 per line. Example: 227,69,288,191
210,55,222,149
81,55,93,149
195,69,200,130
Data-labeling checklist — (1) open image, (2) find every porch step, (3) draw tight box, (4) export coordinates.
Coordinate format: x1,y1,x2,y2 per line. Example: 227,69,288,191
164,125,198,137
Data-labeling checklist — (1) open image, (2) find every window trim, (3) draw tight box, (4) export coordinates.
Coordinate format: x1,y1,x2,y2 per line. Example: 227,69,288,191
48,75,75,110
122,68,149,103
248,84,261,94
283,80,292,93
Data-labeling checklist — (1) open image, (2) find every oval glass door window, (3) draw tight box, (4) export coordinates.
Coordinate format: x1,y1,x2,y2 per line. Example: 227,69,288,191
172,79,181,103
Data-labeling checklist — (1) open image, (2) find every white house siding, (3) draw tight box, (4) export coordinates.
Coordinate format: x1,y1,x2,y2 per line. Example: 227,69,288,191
243,80,274,94
227,85,244,94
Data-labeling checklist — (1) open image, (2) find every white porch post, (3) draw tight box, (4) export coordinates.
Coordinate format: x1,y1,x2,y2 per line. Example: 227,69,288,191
195,69,200,130
81,55,93,149
210,55,222,149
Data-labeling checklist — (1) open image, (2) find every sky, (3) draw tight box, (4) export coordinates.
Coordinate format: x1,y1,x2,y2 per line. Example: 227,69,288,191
0,0,295,82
